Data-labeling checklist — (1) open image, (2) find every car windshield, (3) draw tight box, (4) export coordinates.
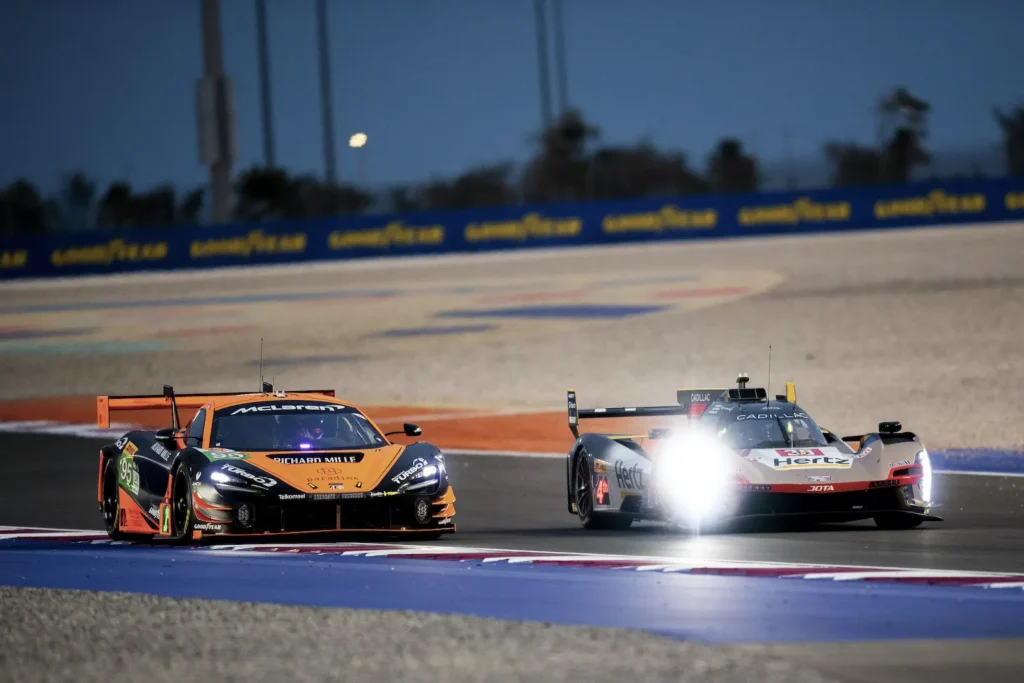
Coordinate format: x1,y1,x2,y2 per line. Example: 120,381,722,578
210,402,388,451
718,412,828,450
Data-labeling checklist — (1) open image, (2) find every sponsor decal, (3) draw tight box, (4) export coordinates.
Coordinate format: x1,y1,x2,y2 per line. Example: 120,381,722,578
340,493,365,500
593,459,609,474
151,442,172,461
198,449,248,461
890,460,912,467
738,484,771,492
369,491,398,498
329,483,345,490
737,412,809,421
268,454,363,465
115,436,129,449
870,479,900,488
807,475,832,482
310,493,341,501
391,458,429,484
438,516,453,525
278,493,305,500
614,460,645,491
771,450,852,470
230,404,349,415
220,463,277,487
118,455,140,495
808,485,835,492
123,441,138,457
148,506,160,518
193,522,224,532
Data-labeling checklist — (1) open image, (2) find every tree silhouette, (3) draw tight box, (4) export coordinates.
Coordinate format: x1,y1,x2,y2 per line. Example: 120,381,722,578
421,163,518,210
234,166,372,221
60,171,96,229
994,106,1024,177
877,87,931,183
706,138,759,193
825,142,882,186
522,108,600,203
588,143,708,199
0,179,48,235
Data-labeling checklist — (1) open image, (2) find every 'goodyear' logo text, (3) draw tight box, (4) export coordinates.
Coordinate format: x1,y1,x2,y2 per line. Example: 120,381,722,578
738,197,851,227
328,222,444,250
464,213,581,243
1005,192,1024,212
602,205,717,233
874,190,985,220
190,230,307,259
51,240,168,268
0,250,28,269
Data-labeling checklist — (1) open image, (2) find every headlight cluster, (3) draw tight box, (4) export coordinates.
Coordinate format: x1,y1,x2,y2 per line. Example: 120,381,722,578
654,430,736,525
916,449,933,505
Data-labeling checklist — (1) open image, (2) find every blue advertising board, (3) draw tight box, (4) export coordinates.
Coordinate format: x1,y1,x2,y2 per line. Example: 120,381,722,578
2,177,1023,280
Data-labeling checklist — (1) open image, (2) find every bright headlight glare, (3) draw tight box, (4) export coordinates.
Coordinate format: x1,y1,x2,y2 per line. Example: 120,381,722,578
916,449,932,504
655,430,735,521
210,472,230,483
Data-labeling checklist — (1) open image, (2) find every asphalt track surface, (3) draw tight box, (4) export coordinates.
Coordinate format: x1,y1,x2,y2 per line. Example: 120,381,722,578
3,433,1023,573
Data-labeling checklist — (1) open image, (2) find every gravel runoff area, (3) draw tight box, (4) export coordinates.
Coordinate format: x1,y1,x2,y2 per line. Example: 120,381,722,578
0,586,841,683
2,221,1024,447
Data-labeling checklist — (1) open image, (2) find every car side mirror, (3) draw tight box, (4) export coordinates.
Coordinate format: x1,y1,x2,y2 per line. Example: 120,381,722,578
879,421,902,434
155,427,177,442
404,423,422,437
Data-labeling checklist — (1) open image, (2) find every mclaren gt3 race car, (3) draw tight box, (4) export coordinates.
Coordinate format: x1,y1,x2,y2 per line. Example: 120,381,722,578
96,383,455,542
565,375,941,531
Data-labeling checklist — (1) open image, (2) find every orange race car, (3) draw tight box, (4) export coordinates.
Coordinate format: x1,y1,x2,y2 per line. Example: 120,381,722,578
96,383,456,542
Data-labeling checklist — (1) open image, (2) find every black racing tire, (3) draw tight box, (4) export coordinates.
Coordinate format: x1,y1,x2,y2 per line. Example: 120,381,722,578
573,450,632,531
170,464,196,544
100,455,151,542
873,514,924,530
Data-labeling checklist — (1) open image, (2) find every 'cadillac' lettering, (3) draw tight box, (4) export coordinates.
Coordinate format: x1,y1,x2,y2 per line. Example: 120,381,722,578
737,412,809,420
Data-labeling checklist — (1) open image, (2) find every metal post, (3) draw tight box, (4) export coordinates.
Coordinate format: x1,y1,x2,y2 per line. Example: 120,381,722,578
551,0,569,116
198,0,234,223
533,0,553,130
316,0,337,185
255,0,275,167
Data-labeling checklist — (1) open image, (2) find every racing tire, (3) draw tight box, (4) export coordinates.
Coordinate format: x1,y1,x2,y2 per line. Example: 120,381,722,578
573,451,632,531
873,514,924,530
169,464,196,544
100,455,151,542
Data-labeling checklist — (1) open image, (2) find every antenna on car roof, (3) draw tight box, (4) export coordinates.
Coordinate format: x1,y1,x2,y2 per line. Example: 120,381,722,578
766,345,772,407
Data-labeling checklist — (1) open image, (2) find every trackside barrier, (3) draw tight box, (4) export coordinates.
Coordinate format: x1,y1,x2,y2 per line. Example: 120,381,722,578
3,177,1024,280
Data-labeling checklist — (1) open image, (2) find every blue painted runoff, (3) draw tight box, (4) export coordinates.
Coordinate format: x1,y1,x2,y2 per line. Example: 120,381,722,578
2,540,1023,644
438,304,671,319
931,449,1024,475
375,324,495,337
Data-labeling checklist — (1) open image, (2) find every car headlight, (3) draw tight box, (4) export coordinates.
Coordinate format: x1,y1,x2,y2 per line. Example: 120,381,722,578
916,448,932,504
654,430,735,523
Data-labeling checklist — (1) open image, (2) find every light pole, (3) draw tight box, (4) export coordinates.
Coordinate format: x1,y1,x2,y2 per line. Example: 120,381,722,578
533,0,553,130
255,0,275,167
316,0,337,185
349,132,368,187
196,0,237,223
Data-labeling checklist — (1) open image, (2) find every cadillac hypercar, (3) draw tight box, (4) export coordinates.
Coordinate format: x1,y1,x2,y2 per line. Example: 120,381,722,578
96,383,455,542
565,374,940,531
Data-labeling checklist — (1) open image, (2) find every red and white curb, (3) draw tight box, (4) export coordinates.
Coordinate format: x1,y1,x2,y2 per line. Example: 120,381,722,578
3,526,1024,589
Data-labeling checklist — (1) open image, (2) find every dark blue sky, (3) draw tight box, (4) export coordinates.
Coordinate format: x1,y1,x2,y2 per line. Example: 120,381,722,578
2,0,1021,195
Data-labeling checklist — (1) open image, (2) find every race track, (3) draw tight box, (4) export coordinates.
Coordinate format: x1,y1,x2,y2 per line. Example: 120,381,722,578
3,222,1024,683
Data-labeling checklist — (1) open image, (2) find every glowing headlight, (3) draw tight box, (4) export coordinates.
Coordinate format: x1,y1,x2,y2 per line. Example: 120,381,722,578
655,430,735,523
916,449,932,504
210,472,231,483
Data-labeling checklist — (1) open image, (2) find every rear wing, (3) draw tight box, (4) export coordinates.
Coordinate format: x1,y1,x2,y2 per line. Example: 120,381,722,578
97,383,336,429
567,380,798,437
567,389,692,438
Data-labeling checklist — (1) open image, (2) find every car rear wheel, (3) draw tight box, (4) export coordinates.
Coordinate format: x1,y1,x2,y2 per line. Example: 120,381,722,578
873,514,924,530
170,465,196,543
574,451,632,530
